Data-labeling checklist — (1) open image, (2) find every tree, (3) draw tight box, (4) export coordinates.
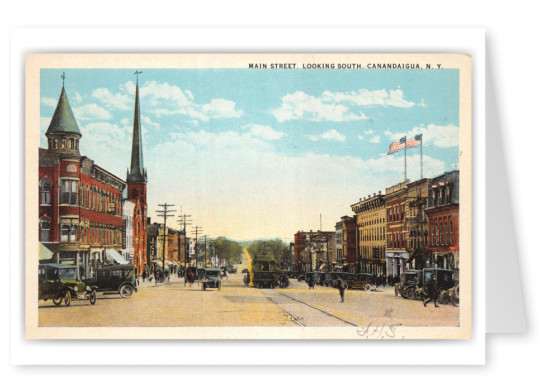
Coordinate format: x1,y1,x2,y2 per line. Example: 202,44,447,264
247,239,291,270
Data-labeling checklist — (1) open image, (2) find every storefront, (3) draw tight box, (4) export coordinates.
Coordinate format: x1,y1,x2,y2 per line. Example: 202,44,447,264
385,251,409,276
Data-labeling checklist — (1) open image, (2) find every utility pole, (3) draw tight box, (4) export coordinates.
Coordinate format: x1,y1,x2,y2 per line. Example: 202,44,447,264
191,226,203,268
156,203,176,274
203,235,210,267
177,207,192,266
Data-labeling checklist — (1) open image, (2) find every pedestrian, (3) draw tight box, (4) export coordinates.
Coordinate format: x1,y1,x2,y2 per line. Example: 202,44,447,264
423,275,439,307
142,270,147,283
165,269,170,284
337,278,346,302
308,276,315,290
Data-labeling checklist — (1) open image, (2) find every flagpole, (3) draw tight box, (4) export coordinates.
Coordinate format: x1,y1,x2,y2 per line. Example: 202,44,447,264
404,136,407,182
420,135,423,179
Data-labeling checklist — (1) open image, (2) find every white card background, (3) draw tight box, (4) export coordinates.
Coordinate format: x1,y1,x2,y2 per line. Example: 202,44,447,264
9,27,486,365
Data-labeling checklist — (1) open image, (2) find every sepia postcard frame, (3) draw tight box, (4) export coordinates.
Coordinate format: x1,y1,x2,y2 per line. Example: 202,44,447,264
25,52,472,341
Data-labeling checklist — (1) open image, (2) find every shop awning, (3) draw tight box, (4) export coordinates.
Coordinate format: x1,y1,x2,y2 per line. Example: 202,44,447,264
39,243,54,261
105,249,129,264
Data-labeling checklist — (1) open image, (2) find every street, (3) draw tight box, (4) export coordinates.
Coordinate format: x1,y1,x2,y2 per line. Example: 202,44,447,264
38,261,459,328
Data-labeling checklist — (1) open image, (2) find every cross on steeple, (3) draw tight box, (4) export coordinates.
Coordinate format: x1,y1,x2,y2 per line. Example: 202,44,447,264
134,70,142,84
61,72,66,87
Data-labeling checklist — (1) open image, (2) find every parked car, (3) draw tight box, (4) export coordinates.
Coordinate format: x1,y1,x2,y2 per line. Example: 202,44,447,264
422,268,456,299
202,268,222,290
395,270,423,299
38,264,97,307
85,264,137,299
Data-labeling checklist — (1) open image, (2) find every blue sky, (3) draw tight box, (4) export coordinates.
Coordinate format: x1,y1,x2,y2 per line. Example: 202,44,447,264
40,68,459,241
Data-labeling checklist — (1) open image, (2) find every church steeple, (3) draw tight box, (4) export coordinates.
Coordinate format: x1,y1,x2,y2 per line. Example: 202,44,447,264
127,71,147,183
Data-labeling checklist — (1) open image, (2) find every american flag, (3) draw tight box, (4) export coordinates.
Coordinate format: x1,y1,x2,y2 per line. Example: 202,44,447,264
387,136,407,155
407,134,422,149
387,134,422,155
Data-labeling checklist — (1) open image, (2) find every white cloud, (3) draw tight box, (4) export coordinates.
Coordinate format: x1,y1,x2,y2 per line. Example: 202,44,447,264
78,121,132,178
139,80,194,107
272,91,367,122
385,124,459,148
322,88,416,108
142,115,160,131
202,98,243,119
273,88,418,122
132,81,242,121
40,117,51,131
363,129,374,135
243,124,286,140
369,135,381,143
41,97,57,107
308,129,346,142
92,88,133,110
73,103,112,121
145,129,446,240
73,92,83,104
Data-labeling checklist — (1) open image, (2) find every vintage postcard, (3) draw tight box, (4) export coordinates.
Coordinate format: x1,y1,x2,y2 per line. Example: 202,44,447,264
25,53,471,339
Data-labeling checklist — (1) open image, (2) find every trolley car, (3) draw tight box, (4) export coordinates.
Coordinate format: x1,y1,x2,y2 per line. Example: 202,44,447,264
251,254,277,288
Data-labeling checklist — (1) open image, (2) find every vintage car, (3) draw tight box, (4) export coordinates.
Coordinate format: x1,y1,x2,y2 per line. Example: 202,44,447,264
422,268,456,300
38,263,97,307
202,268,222,290
86,264,137,299
395,270,423,299
196,267,206,282
342,272,375,290
228,265,238,274
325,271,344,288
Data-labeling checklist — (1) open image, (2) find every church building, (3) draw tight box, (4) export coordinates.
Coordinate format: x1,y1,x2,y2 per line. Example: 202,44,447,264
125,72,149,275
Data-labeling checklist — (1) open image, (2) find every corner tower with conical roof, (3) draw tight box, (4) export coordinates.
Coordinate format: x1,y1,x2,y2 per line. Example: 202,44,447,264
126,71,148,274
46,73,82,157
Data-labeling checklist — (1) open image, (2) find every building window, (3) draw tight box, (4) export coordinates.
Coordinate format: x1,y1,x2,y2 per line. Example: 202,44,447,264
70,226,76,242
39,218,50,242
444,218,448,245
449,220,454,245
60,225,70,243
60,179,78,205
40,179,51,205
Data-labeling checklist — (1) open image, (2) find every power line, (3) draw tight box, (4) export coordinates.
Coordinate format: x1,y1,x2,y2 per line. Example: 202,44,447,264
177,206,192,266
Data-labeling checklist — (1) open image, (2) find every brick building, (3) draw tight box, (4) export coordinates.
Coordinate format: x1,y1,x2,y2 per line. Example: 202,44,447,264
293,230,335,272
405,178,431,269
39,80,126,279
341,216,357,272
293,231,306,272
335,221,344,266
351,192,386,274
384,181,408,276
426,170,459,271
